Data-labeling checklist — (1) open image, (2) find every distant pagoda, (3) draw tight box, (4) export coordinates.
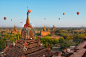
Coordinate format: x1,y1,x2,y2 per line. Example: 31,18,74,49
51,25,57,34
52,25,57,30
11,25,21,34
5,10,54,57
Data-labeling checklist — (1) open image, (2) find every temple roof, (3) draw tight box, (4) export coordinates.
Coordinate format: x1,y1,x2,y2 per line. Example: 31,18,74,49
69,41,86,57
70,49,86,57
5,39,54,57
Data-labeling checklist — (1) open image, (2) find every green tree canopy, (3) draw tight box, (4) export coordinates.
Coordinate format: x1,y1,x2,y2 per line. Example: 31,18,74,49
58,38,73,50
0,40,5,49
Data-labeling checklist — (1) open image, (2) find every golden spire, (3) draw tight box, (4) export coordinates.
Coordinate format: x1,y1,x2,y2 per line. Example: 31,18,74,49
14,25,16,30
43,26,46,31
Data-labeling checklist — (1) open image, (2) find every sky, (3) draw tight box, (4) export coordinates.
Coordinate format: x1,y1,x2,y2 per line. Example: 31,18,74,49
0,0,86,27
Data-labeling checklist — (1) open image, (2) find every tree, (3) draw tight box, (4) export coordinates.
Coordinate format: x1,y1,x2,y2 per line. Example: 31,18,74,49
68,29,70,33
59,38,72,50
55,30,62,33
34,35,37,39
41,36,53,44
59,38,64,43
66,37,71,40
47,34,52,36
35,33,40,36
38,36,53,49
16,33,21,39
9,37,17,43
76,42,80,46
73,34,84,43
44,42,52,49
0,40,5,49
52,38,59,45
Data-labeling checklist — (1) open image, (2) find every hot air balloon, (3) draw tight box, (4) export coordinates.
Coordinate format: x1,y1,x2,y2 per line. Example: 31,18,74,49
59,18,60,20
63,13,65,15
11,19,12,21
21,22,22,23
4,17,6,20
77,12,79,15
44,18,46,20
28,10,31,13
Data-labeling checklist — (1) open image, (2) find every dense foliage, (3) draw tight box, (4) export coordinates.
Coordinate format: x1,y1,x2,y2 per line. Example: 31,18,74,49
0,32,21,49
0,40,5,49
59,38,73,50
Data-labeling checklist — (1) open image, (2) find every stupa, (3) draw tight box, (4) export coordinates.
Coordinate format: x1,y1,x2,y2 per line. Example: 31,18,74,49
5,9,54,57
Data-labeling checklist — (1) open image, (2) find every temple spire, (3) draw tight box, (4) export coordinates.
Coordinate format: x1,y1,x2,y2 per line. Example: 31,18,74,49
24,9,32,28
26,12,30,25
14,25,16,30
43,26,46,31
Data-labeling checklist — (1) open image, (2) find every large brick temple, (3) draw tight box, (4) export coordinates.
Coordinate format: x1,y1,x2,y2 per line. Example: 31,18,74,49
4,10,54,57
40,26,50,37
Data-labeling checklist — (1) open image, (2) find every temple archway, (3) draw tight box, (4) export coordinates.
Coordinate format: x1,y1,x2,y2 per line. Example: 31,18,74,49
28,30,33,39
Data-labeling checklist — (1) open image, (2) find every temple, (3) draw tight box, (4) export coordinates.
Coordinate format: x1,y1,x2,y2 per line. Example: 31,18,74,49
11,25,21,34
52,25,57,30
40,26,50,37
51,25,57,34
5,10,54,57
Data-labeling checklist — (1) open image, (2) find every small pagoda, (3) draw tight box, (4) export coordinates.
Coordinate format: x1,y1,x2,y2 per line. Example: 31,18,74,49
5,9,54,57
